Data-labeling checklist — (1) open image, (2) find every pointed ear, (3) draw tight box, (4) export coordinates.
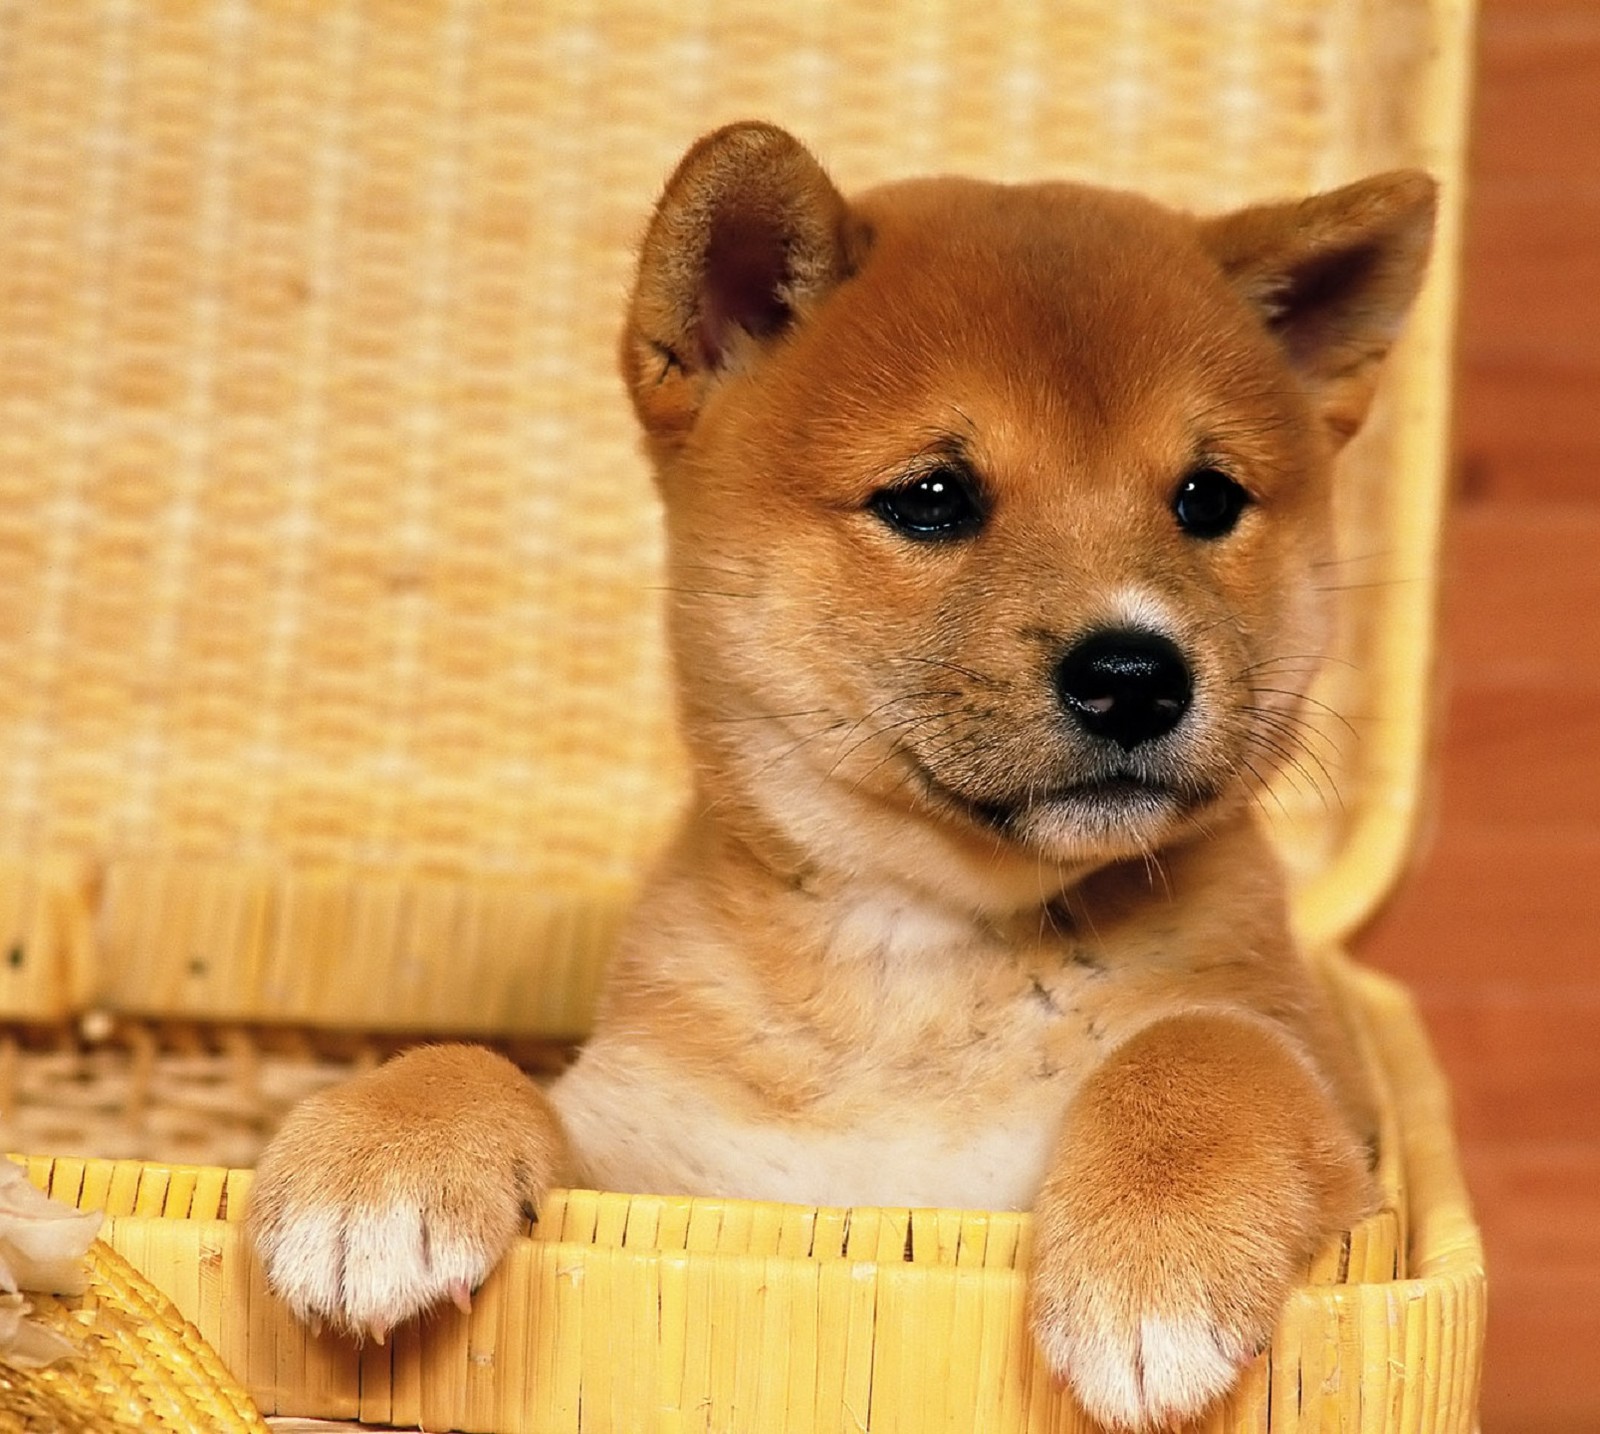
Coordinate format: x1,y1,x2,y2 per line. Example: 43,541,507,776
621,122,866,449
1200,171,1437,446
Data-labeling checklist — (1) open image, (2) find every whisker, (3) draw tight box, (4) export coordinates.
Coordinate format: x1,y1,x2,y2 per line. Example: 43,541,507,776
826,705,965,780
892,715,989,780
849,713,969,793
1243,729,1340,812
1232,651,1361,682
871,711,1003,805
1243,725,1315,788
706,707,835,726
1248,687,1361,741
1246,711,1344,796
698,715,852,822
888,655,1001,687
831,688,961,760
1135,834,1173,900
1313,578,1414,594
1235,652,1340,674
1241,704,1344,761
676,562,759,577
1309,550,1394,570
1236,754,1291,819
1192,611,1249,640
746,718,850,775
651,585,757,600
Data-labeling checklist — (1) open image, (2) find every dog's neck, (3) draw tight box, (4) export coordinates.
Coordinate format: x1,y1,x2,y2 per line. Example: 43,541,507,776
687,766,1131,935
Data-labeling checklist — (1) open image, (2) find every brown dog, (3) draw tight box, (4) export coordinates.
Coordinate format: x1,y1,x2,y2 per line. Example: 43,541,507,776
249,122,1434,1430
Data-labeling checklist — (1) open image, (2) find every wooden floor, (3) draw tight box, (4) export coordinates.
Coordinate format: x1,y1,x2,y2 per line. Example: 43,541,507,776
1355,4,1600,1430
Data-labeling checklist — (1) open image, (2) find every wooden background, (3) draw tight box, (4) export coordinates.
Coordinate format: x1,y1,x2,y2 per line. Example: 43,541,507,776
1356,2,1600,1429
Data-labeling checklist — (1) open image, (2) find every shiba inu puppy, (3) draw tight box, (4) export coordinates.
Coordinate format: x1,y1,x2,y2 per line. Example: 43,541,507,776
249,122,1434,1430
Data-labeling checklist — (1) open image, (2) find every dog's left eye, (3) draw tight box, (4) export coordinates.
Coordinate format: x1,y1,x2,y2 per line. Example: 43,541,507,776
1172,467,1251,539
870,468,985,541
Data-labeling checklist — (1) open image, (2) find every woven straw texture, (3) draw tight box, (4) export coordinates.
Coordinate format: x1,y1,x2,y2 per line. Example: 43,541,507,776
18,964,1484,1433
0,1237,265,1432
0,0,1470,1043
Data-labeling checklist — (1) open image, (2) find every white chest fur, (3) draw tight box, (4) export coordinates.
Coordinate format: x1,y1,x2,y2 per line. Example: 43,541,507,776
552,1051,1072,1211
553,881,1097,1211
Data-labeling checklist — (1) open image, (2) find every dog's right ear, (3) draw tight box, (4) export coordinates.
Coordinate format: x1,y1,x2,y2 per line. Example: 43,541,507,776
1199,171,1436,447
621,122,864,450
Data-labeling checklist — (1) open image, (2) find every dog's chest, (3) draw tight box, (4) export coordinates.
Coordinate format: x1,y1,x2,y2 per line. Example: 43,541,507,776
557,899,1119,1210
768,968,1097,1211
814,889,1117,1092
577,1076,1074,1211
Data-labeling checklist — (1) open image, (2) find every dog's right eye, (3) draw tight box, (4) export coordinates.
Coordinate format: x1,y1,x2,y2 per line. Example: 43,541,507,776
1172,466,1252,539
870,468,986,541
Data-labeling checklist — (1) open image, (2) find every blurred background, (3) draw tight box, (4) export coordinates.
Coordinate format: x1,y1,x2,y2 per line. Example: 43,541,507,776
1360,2,1600,1430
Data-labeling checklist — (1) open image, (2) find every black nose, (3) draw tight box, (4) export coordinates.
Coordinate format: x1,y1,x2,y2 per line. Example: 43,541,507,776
1054,630,1193,750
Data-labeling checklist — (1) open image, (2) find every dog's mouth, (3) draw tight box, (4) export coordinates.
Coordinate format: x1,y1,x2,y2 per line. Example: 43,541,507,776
909,761,1219,840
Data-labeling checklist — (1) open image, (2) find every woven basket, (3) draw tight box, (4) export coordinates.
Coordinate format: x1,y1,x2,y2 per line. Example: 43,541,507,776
0,0,1482,1430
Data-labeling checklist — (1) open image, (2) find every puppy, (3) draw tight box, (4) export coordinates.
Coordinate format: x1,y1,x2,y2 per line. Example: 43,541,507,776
249,122,1434,1431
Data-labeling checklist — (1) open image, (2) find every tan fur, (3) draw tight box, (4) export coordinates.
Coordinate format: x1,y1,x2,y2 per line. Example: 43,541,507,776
250,122,1434,1429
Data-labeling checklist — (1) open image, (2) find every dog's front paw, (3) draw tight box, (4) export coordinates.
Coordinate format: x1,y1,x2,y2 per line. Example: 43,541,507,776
1027,1014,1373,1430
1028,1217,1280,1431
247,1045,569,1339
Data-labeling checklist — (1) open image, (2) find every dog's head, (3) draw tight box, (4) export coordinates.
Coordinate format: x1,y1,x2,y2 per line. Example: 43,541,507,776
623,123,1434,905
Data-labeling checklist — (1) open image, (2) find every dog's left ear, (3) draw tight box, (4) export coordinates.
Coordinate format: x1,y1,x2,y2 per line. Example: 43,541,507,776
621,122,866,452
1200,171,1437,446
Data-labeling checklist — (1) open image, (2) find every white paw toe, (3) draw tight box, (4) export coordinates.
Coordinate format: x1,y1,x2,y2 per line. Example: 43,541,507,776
258,1202,495,1337
1038,1300,1249,1430
1131,1315,1245,1423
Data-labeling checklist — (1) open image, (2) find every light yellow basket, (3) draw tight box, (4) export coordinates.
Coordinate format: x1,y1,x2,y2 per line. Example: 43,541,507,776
0,0,1482,1430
